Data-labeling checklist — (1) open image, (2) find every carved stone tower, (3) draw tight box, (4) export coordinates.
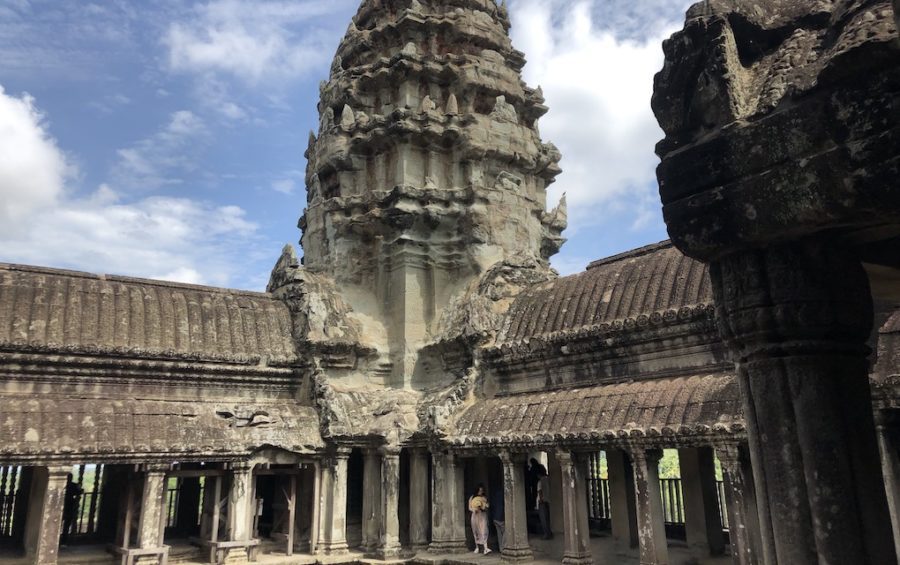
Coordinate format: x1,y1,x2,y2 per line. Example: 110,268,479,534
300,0,565,387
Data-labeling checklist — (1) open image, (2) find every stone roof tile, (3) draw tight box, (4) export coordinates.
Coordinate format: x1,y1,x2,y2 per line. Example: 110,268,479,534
0,263,297,364
452,374,741,443
497,241,711,344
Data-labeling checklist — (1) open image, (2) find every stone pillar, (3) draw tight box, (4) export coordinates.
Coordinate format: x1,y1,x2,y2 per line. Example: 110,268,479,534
317,449,350,555
429,451,466,553
716,445,761,565
558,451,592,565
362,448,382,552
630,449,668,565
135,467,168,563
310,462,322,553
449,453,466,550
678,447,725,556
500,451,532,562
607,449,638,549
379,447,402,559
23,466,69,565
294,466,317,553
409,448,431,550
876,416,900,561
225,463,255,562
711,241,896,565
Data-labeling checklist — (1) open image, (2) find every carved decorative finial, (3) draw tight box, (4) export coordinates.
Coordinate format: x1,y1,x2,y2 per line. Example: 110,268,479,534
401,41,418,57
341,104,356,129
445,93,459,116
331,55,343,75
419,95,436,113
490,95,518,123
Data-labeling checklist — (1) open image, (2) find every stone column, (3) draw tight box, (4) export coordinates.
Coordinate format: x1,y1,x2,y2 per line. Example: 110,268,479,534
309,461,322,553
379,447,403,559
136,467,168,563
716,445,761,565
409,448,431,550
607,449,638,549
317,449,350,555
428,451,466,554
875,416,900,561
500,451,532,562
449,453,466,550
711,241,896,565
678,447,725,556
557,451,592,565
225,463,255,562
630,449,668,565
23,466,69,565
362,448,382,553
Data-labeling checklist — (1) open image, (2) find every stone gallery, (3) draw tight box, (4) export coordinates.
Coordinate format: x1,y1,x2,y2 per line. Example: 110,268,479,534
0,0,898,564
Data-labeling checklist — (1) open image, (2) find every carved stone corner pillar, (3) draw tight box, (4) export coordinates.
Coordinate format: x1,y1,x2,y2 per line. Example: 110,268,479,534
409,447,431,550
557,451,592,565
224,462,255,563
137,466,169,549
429,450,467,554
678,447,724,556
362,448,382,553
607,449,638,549
875,413,900,562
711,240,896,565
316,448,351,555
715,444,761,565
499,451,532,562
24,466,70,565
378,446,403,560
629,448,668,565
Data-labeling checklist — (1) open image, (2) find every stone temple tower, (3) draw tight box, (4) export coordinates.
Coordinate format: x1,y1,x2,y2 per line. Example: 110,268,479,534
300,0,566,387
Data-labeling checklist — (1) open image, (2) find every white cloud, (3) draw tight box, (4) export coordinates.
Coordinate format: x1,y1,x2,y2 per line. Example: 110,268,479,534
0,85,71,235
509,0,691,234
112,110,208,190
164,0,352,84
271,179,296,194
0,85,264,288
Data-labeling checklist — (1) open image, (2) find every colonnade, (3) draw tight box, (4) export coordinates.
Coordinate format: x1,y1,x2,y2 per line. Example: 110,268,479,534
8,440,770,565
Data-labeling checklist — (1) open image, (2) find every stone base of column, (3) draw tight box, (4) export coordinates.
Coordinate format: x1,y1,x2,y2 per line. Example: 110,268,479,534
224,547,249,563
375,545,403,560
410,542,430,553
134,557,160,565
501,545,534,562
317,541,350,556
428,539,468,554
562,551,593,565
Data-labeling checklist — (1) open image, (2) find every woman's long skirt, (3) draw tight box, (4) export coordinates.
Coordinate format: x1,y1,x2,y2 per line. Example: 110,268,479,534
471,510,489,545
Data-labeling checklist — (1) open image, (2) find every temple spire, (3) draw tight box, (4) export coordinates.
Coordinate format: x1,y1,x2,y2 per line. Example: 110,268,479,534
300,0,564,387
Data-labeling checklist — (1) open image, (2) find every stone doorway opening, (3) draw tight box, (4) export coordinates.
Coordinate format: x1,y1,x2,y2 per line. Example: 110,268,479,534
252,463,317,556
462,455,503,553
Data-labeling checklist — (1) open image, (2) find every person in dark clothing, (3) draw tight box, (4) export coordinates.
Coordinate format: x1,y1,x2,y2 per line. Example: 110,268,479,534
490,486,506,551
536,470,553,539
525,458,547,512
61,473,83,545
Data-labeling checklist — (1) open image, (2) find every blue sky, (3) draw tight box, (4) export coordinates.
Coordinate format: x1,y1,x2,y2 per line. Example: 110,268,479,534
0,0,694,291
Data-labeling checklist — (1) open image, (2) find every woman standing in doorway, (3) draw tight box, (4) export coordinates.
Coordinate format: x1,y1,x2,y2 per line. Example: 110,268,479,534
469,484,492,555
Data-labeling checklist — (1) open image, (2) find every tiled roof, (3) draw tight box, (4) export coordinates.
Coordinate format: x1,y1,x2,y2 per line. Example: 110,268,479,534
498,241,712,344
451,374,741,444
0,263,297,364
